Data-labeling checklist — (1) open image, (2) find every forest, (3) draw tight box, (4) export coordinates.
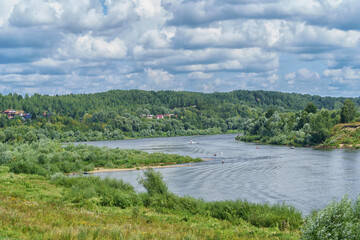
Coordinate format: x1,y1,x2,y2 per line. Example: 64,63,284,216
0,89,358,144
238,100,359,147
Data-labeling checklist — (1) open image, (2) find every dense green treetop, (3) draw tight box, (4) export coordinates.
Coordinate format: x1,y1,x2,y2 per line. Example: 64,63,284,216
0,90,357,118
340,99,356,123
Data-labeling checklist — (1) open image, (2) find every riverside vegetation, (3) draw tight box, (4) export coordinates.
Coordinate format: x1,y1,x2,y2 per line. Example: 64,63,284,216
1,140,360,239
1,89,360,239
237,100,360,148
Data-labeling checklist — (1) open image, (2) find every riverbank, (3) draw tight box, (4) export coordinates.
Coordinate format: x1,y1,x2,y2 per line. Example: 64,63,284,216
87,163,196,173
0,166,302,240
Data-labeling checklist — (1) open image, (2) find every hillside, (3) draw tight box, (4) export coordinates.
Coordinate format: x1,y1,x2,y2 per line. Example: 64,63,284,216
320,122,360,148
0,90,356,119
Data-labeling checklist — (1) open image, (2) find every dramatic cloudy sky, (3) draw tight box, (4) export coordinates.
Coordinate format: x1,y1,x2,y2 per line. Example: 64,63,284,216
1,0,360,96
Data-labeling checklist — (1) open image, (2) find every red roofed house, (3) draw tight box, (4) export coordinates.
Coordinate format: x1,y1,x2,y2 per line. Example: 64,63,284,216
3,109,16,118
156,115,164,119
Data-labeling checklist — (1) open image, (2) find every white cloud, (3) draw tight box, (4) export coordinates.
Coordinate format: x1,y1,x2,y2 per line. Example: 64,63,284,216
62,34,127,60
188,72,214,80
324,67,360,84
0,0,20,27
285,68,320,84
143,68,174,89
9,0,58,27
1,0,360,96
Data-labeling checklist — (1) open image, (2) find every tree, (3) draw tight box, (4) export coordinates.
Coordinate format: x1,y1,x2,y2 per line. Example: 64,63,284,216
265,108,275,118
340,100,356,123
304,102,317,114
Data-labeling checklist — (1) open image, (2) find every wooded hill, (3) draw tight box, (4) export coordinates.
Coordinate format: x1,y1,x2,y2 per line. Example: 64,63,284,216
0,89,357,119
0,89,358,143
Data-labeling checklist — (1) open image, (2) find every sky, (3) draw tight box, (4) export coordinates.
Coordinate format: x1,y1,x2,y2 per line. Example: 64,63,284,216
1,0,360,97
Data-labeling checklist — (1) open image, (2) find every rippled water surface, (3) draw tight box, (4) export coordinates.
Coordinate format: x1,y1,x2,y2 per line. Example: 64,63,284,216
77,134,360,215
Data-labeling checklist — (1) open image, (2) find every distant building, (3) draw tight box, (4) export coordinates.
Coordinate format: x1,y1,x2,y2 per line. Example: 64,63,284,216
3,109,16,118
156,115,164,119
15,110,24,116
23,113,32,120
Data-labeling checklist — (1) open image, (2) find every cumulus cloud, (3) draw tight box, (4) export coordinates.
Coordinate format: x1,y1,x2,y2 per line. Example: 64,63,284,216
324,67,360,83
143,68,174,88
72,35,127,59
285,68,320,84
9,0,58,27
0,0,360,96
188,72,214,80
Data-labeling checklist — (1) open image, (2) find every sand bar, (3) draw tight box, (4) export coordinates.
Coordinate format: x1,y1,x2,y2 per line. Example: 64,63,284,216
87,163,195,173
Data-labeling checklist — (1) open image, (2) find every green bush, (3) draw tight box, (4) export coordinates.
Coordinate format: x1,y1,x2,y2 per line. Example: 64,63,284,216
52,175,139,208
301,195,360,240
139,169,169,196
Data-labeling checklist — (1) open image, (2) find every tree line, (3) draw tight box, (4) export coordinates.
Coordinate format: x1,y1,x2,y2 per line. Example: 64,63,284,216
0,89,358,144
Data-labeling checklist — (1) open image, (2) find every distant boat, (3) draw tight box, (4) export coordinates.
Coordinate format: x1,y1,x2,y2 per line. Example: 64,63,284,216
290,146,295,149
189,140,196,144
256,146,260,149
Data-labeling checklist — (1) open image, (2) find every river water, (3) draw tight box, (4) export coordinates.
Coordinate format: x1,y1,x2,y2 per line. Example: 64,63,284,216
77,134,360,215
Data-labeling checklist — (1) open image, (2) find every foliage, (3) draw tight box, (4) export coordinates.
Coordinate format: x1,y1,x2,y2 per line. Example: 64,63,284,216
321,122,360,148
51,174,140,208
237,101,355,146
340,99,356,123
0,89,358,144
139,169,169,196
301,195,360,240
137,170,302,231
304,102,317,114
0,168,300,239
2,140,201,176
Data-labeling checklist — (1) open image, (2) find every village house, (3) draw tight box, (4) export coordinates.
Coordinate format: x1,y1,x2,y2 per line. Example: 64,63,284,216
2,109,32,119
3,109,16,118
141,114,177,120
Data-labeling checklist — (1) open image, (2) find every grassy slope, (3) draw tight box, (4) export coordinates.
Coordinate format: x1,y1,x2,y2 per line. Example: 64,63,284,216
0,167,300,240
321,122,360,149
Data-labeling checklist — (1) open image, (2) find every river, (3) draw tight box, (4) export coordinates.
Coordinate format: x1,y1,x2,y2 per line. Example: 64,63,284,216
76,134,360,215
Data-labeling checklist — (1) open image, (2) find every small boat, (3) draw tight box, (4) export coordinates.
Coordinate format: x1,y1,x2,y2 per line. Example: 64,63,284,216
290,146,295,149
189,140,196,144
256,146,260,149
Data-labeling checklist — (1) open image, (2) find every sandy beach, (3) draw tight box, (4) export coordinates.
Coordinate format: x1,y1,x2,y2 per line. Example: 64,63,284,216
87,163,195,173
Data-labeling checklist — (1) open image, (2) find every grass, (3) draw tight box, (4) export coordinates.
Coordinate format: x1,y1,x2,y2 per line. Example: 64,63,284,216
0,167,301,240
320,122,360,148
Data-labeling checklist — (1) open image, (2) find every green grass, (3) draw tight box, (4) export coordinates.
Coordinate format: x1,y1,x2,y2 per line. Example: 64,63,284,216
320,122,360,148
0,167,301,240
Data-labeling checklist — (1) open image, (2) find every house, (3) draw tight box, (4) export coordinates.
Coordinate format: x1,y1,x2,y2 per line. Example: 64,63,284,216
15,110,24,116
164,114,175,118
147,115,153,119
156,115,164,119
3,109,16,118
23,113,32,120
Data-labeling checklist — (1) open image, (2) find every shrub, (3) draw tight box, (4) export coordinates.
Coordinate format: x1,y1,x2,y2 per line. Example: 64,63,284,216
301,195,360,240
139,169,169,196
